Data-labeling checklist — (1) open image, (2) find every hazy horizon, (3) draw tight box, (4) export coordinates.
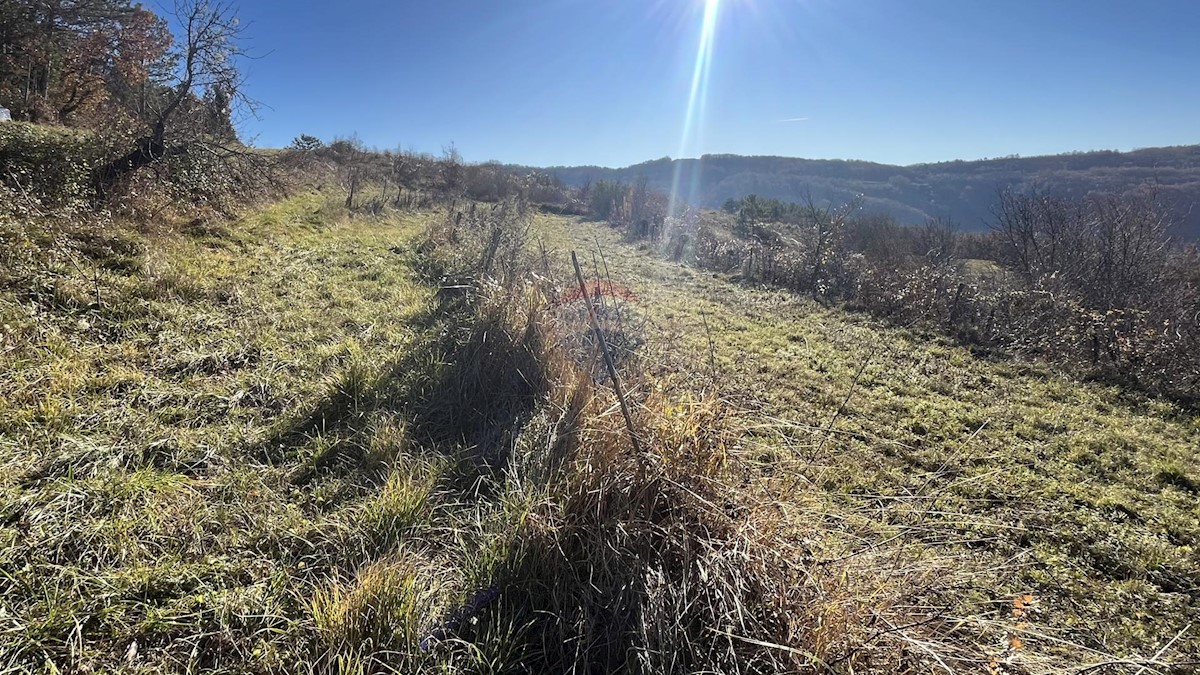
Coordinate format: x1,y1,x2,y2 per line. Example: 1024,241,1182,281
529,141,1199,171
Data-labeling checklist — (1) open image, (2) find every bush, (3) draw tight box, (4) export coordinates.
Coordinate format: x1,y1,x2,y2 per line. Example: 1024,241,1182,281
588,180,626,221
688,191,1199,401
0,122,100,211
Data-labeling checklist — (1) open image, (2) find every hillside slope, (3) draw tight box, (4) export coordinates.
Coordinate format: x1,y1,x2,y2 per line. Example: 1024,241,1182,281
3,196,1196,672
536,213,1200,666
540,145,1200,238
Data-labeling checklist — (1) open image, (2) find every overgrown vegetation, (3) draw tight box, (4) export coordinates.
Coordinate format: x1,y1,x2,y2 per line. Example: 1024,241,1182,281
615,188,1200,402
2,127,1198,672
281,137,579,216
1,0,273,210
0,122,99,210
3,38,1198,667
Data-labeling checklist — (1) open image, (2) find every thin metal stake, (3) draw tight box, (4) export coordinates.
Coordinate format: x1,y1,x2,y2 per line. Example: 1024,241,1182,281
572,250,644,455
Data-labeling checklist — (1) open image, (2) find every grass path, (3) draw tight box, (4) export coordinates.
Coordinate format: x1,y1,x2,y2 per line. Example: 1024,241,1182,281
539,213,1200,663
1,195,449,672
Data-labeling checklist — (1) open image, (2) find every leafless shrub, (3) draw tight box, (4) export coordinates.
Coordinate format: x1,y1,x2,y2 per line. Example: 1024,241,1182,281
438,144,464,199
586,178,669,241
914,216,960,265
991,187,1170,310
693,187,1197,400
328,136,371,209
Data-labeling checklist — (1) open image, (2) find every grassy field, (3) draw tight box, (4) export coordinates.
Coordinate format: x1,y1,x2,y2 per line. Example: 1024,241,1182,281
0,195,446,672
536,213,1200,668
1,196,1196,673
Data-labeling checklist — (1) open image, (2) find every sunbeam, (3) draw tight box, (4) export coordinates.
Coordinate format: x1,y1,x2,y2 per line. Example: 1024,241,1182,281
668,0,722,216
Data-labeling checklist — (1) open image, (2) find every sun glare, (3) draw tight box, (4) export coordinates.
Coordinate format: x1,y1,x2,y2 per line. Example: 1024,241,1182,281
668,0,723,216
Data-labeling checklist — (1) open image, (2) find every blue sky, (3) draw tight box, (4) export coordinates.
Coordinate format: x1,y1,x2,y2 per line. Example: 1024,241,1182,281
227,0,1200,167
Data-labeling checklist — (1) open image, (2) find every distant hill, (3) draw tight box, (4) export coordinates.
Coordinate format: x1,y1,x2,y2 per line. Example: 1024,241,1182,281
538,145,1200,239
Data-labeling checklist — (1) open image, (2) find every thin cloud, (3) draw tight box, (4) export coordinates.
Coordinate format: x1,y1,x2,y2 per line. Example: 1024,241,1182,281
775,117,810,123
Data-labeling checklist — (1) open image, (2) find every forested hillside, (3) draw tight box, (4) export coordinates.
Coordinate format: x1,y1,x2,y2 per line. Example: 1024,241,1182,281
542,145,1200,238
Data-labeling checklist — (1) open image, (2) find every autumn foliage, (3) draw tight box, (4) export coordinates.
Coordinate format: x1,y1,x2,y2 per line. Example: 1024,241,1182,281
0,2,174,128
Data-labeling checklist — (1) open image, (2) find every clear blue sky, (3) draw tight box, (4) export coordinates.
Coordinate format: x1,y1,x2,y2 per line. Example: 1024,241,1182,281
228,0,1200,167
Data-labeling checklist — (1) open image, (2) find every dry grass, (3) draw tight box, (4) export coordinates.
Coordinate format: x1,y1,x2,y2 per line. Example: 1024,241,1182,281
533,212,1200,672
2,190,1196,674
388,199,1011,673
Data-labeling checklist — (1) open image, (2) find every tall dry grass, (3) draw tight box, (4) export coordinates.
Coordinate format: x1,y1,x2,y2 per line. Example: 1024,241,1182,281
386,196,1018,674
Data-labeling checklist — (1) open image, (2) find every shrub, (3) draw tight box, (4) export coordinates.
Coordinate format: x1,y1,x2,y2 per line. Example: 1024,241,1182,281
0,122,100,211
289,134,324,151
686,190,1198,401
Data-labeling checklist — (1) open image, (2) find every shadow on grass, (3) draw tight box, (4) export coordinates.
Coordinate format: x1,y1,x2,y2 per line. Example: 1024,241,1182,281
253,288,555,497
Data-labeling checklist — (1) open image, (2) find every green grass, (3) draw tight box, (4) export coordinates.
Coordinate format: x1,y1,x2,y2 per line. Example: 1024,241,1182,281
534,213,1200,667
3,194,1197,673
0,194,453,672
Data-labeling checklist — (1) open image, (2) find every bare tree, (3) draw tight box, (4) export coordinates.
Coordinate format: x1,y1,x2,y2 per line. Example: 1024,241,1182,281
991,186,1170,309
390,147,420,205
627,175,663,240
92,0,259,197
915,217,959,265
801,190,857,295
330,136,367,209
990,187,1086,283
1080,189,1171,309
438,143,464,198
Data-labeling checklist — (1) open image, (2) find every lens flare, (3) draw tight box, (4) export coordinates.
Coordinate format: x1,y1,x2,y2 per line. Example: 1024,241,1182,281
668,0,722,216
